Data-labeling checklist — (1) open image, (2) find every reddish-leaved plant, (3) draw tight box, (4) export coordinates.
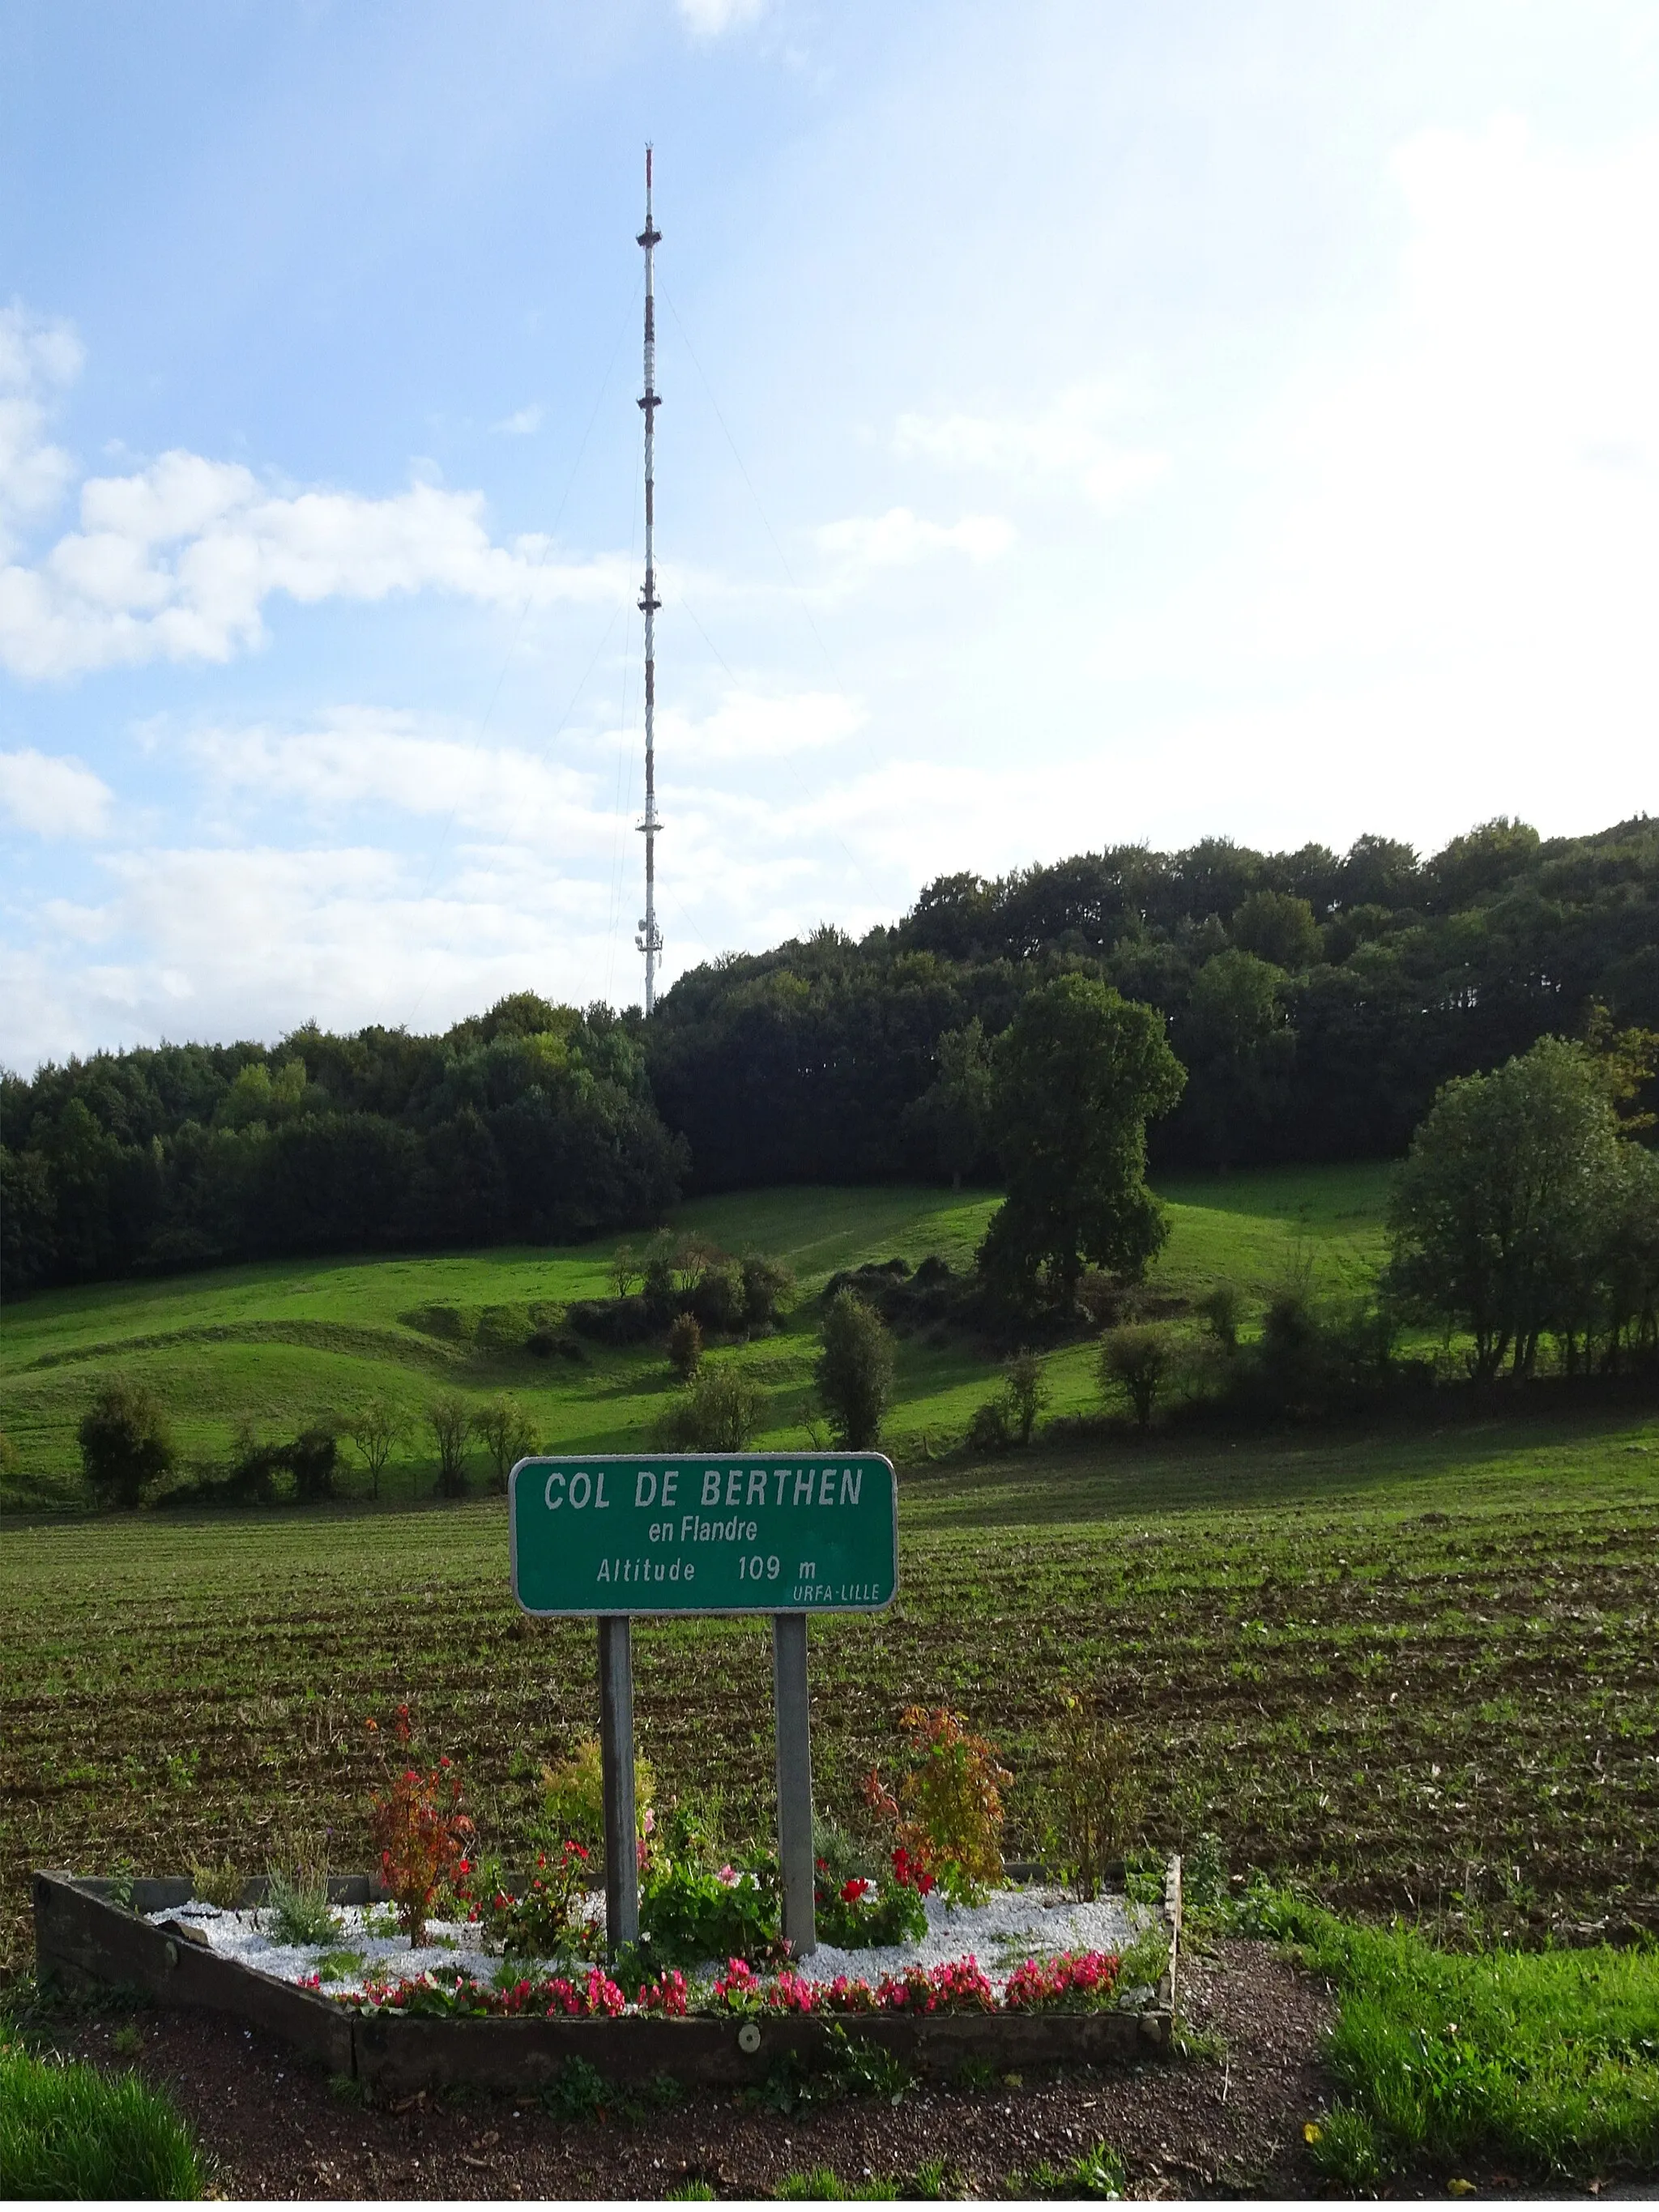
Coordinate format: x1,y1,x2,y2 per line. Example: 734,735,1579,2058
365,1706,473,1948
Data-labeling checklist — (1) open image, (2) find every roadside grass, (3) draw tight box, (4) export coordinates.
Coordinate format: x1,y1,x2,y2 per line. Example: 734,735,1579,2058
0,1165,1393,1502
0,2038,207,2198
1250,1891,1659,2183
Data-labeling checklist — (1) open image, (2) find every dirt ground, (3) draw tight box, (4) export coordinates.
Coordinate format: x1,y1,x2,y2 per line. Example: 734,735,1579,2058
35,1939,1326,2199
33,1938,1621,2199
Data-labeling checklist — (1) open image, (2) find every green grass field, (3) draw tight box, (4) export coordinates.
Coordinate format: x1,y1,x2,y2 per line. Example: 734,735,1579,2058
0,1164,1392,1500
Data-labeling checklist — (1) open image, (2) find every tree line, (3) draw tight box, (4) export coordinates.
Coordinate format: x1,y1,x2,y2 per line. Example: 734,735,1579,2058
2,995,683,1295
4,812,1657,1298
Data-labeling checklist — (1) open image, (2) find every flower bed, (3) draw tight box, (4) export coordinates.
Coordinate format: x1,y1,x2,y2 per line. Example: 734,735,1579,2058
33,1866,1181,2095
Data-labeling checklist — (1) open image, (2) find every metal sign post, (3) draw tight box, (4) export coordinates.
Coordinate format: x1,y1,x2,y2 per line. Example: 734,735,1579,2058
597,1615,638,1951
510,1452,898,1963
771,1613,814,1953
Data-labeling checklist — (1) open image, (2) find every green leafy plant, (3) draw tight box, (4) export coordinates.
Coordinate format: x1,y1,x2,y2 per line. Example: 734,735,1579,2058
638,1855,779,1968
822,2022,916,2103
1029,2139,1127,2198
0,2043,207,2199
1042,1692,1141,1901
539,1735,654,1869
539,2055,612,2122
654,1362,762,1451
1115,1924,1171,1995
315,1949,367,1983
1306,2104,1384,2190
777,2166,898,2200
966,1396,1012,1453
189,1857,246,1911
480,1843,595,1959
266,1844,339,1946
864,1705,1009,1904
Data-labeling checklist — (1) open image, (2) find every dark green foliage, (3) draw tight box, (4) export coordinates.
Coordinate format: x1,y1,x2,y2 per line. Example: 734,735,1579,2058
77,1379,176,1508
1388,1037,1656,1379
640,814,1659,1196
2,996,685,1298
817,1290,895,1448
0,2043,207,2197
980,975,1183,1303
666,1312,703,1382
637,1856,778,1967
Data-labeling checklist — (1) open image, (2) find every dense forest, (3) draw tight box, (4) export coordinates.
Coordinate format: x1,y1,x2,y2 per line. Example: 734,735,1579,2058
4,812,1657,1297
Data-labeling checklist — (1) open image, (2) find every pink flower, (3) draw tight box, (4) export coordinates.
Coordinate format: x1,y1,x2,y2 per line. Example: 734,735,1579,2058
717,1864,740,1887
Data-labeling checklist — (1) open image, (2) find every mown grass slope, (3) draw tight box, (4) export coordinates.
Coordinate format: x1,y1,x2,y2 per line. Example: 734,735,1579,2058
0,1164,1392,1500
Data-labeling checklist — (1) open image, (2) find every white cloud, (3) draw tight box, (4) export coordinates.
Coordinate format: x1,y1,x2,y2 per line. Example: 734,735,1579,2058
814,506,1014,569
659,686,864,762
192,709,615,853
0,746,113,837
894,384,1167,513
0,320,632,680
492,404,542,436
1235,117,1659,686
0,303,83,556
676,0,767,37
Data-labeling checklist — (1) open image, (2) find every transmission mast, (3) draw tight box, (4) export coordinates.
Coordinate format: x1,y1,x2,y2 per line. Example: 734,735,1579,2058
635,144,664,1012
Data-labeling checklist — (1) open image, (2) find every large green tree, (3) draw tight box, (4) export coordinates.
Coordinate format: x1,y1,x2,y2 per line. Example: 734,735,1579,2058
1386,1037,1627,1380
979,974,1184,1302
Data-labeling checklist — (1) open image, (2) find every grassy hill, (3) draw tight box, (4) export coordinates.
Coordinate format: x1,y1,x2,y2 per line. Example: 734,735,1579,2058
0,1166,1391,1503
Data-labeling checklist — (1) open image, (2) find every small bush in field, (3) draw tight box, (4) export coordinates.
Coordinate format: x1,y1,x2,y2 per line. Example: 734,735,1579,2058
966,1396,1012,1453
740,1251,795,1329
1199,1281,1243,1350
655,1363,761,1451
667,1311,703,1381
817,1289,895,1449
78,1379,176,1509
427,1394,472,1497
1002,1349,1047,1444
865,1705,1009,1904
473,1393,535,1491
1098,1324,1171,1430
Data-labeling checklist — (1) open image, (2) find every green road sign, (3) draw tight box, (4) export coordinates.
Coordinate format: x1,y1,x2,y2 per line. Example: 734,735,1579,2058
509,1452,898,1617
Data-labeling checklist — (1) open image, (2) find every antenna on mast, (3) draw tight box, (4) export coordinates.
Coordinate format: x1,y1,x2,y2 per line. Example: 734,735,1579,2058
635,143,663,1013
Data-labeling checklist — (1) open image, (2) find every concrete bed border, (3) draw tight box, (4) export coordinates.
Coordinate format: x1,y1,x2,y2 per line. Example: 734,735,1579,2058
32,1860,1181,2094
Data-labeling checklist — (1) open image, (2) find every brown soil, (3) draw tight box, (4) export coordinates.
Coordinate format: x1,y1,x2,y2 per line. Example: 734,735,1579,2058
43,1938,1341,2199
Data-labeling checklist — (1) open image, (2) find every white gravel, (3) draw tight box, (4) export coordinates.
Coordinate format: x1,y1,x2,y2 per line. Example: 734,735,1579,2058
148,1884,1153,2004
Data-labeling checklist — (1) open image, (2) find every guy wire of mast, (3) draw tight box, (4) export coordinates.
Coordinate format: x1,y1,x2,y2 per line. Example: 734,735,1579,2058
635,144,663,1012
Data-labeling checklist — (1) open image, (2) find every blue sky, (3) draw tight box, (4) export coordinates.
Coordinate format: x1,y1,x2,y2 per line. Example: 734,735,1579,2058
2,1,1657,1071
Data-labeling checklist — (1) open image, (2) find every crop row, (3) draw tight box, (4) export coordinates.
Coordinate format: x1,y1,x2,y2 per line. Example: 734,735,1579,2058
2,1494,1656,1974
